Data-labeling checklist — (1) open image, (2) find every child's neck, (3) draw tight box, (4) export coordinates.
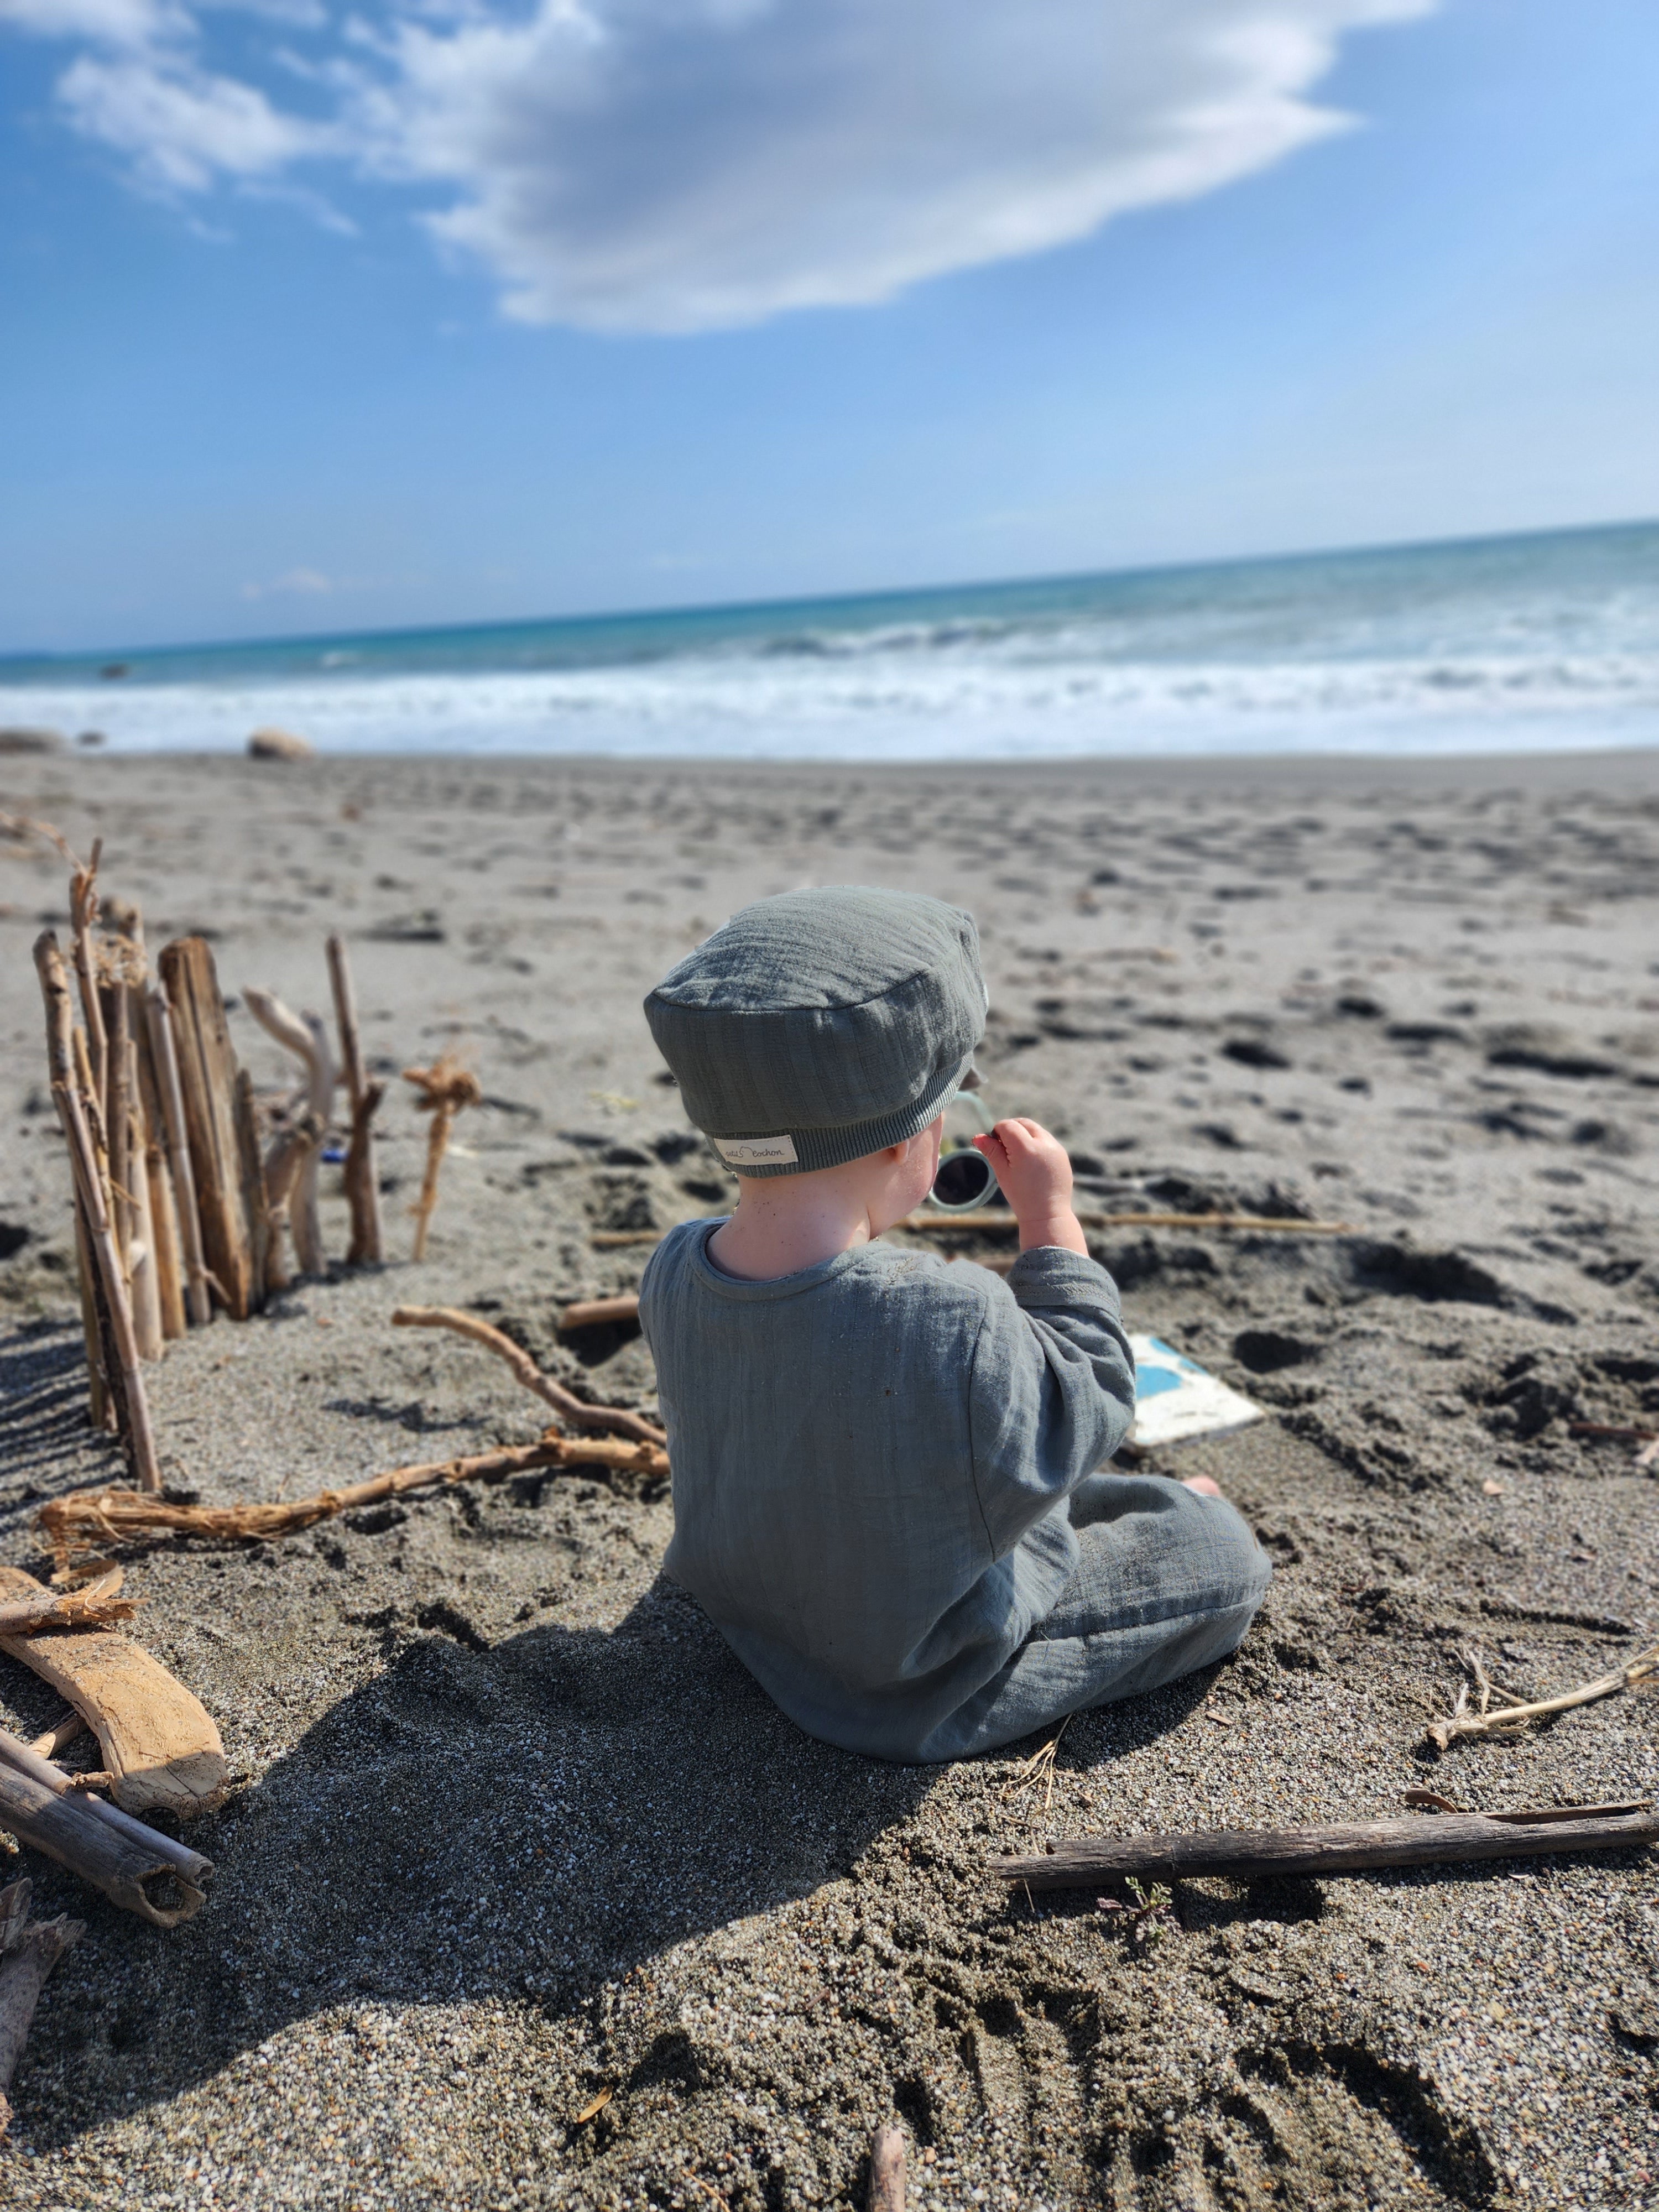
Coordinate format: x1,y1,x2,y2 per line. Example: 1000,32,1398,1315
708,1155,920,1283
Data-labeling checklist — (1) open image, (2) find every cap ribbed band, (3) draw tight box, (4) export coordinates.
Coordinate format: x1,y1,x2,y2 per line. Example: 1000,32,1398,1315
645,887,987,1179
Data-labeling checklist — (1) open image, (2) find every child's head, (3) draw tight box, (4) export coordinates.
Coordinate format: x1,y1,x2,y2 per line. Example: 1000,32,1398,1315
644,886,985,1184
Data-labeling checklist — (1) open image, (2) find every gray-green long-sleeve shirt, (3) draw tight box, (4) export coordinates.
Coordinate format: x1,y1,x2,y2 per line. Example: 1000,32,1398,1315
638,1221,1136,1761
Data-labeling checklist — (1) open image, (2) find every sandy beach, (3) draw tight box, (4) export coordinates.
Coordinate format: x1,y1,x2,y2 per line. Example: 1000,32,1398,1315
2,744,1658,2211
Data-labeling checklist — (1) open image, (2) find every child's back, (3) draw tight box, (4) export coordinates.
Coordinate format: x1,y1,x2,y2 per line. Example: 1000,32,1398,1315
639,886,1270,1763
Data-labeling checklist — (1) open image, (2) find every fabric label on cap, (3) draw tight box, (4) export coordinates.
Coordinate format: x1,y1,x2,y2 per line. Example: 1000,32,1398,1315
712,1134,799,1169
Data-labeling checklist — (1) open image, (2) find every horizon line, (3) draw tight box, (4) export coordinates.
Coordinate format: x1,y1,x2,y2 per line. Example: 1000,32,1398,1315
3,509,1655,672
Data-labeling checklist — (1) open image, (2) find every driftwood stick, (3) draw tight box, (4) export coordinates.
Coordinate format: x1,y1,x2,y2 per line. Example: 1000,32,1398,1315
35,936,162,1492
327,934,383,1265
261,1111,324,1295
37,1428,670,1568
589,1209,1359,1250
147,984,212,1326
244,987,335,1276
104,982,134,1272
0,1570,136,1637
0,1726,214,1881
28,1715,89,1760
0,1746,209,1925
993,1803,1659,1888
559,1295,644,1333
392,1306,667,1446
158,937,260,1317
71,1199,111,1434
404,1056,483,1262
122,1029,165,1363
133,989,186,1342
68,841,107,1107
868,2125,906,2212
0,1912,84,2136
1427,1642,1659,1751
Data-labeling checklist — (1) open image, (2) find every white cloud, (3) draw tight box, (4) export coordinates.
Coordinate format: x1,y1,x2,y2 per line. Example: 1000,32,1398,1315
6,0,1437,330
241,565,334,598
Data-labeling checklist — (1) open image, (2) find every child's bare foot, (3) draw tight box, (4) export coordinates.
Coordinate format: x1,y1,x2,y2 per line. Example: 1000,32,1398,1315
1181,1474,1223,1498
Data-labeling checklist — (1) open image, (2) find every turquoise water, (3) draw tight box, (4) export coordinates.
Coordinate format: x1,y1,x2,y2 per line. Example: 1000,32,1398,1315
4,519,1657,758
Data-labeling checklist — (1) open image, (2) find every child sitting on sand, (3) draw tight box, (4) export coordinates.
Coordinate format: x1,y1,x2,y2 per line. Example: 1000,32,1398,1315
638,887,1270,1762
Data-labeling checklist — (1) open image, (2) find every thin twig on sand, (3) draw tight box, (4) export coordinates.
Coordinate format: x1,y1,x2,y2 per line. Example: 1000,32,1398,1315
403,1054,482,1261
1001,1715,1073,1815
37,1428,671,1570
1426,1640,1659,1751
392,1306,667,1446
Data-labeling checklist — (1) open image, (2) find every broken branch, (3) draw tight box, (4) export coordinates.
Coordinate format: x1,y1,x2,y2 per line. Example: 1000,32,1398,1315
993,1802,1659,1888
403,1054,482,1261
0,1909,83,2137
327,934,383,1265
392,1306,666,1446
1426,1641,1659,1751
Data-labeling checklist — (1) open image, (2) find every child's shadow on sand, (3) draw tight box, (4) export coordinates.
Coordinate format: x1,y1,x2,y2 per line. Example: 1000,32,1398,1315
19,1577,937,2140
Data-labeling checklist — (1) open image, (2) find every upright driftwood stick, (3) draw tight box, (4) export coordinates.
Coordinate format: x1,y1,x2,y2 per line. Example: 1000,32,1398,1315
327,934,384,1264
68,841,107,1107
120,1025,165,1363
133,992,186,1341
233,1067,272,1303
244,986,335,1277
158,937,260,1318
147,984,212,1326
0,1909,83,2137
868,2126,906,2212
71,1204,111,1432
993,1803,1659,1888
260,1111,323,1295
35,936,161,1491
404,1055,482,1261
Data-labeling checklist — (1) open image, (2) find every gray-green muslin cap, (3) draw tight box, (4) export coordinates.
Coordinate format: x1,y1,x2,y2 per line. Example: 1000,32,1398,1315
645,886,987,1177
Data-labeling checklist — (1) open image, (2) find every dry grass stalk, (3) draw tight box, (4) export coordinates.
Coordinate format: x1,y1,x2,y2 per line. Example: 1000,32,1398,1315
1426,1641,1659,1751
158,937,262,1318
404,1053,483,1261
34,935,161,1492
244,986,335,1276
1001,1715,1072,1814
0,809,75,864
327,933,384,1264
38,1427,670,1570
392,1305,667,1446
145,984,213,1326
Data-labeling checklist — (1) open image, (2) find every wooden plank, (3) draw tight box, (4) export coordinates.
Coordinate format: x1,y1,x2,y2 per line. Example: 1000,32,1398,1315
158,936,259,1317
0,1567,228,1821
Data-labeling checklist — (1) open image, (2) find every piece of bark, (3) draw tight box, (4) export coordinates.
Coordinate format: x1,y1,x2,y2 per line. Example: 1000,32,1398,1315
0,1567,227,1820
0,1753,207,1926
244,986,335,1276
0,1912,84,2136
146,984,212,1326
992,1804,1659,1888
392,1306,667,1446
868,2125,906,2212
158,937,260,1318
34,936,161,1490
38,1429,672,1566
559,1295,643,1333
0,1568,136,1636
327,934,383,1265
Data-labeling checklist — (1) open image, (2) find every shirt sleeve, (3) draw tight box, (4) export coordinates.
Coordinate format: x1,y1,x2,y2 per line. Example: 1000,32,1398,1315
964,1247,1137,1556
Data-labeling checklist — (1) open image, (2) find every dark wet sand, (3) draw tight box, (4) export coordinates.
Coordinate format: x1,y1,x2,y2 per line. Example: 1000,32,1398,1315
1,747,1657,2210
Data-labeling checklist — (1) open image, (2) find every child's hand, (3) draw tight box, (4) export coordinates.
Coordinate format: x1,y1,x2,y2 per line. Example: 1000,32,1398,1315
972,1119,1089,1255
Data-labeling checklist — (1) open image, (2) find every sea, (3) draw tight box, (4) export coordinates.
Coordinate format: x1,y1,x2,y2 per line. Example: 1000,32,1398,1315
4,520,1657,762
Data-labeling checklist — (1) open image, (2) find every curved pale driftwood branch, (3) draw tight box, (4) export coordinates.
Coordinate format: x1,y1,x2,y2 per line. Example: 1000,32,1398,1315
244,987,335,1277
392,1305,667,1446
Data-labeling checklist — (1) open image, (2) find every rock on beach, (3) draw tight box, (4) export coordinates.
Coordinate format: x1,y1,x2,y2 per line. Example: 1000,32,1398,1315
248,727,316,761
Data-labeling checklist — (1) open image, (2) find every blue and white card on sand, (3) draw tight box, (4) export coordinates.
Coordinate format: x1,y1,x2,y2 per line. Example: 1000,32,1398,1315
1129,1335,1263,1449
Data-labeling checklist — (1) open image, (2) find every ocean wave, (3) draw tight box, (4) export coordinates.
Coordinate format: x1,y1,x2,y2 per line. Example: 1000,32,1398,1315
7,643,1659,758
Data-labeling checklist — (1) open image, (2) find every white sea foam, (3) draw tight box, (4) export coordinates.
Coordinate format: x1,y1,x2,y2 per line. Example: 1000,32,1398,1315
13,644,1659,759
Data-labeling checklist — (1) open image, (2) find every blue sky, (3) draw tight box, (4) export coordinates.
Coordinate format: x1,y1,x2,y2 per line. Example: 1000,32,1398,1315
2,0,1656,654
